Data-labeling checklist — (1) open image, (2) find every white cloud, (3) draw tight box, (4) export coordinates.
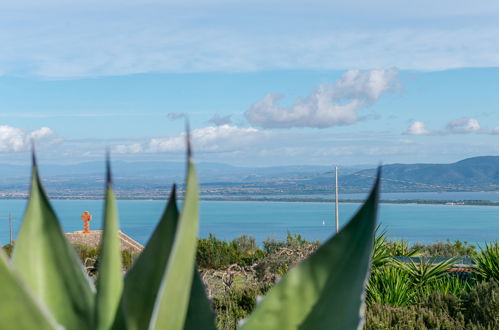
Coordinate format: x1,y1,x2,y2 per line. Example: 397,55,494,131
0,4,499,77
0,125,59,152
403,118,497,136
114,143,143,154
405,121,431,135
446,118,481,134
116,125,264,154
245,69,399,129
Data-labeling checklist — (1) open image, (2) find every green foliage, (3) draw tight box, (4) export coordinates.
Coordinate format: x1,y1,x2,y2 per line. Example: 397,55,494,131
262,232,319,254
367,266,416,307
366,281,499,329
413,240,478,258
461,280,499,328
213,285,261,330
197,234,267,269
396,257,456,287
371,226,419,268
12,160,95,330
473,241,499,282
0,142,381,329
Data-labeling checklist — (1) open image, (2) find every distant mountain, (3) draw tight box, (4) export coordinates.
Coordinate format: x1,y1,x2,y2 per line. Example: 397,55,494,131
340,156,499,192
1,156,497,197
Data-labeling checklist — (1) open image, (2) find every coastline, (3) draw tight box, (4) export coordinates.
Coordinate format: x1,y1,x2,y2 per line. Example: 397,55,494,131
2,195,499,206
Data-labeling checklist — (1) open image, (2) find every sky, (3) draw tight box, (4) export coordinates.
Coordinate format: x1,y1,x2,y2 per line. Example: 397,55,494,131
1,1,499,166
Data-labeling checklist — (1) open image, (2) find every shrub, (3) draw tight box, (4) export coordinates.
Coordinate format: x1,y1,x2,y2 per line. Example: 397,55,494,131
197,234,266,269
461,281,499,329
367,266,415,307
365,301,467,330
473,241,499,282
413,240,478,258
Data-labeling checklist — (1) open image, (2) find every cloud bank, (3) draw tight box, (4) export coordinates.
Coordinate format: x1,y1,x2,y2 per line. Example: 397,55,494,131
114,125,263,154
404,118,492,135
245,69,399,129
1,3,499,77
0,125,59,152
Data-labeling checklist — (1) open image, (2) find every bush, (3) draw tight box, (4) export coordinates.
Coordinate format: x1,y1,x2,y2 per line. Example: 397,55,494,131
365,301,466,329
473,242,499,282
367,266,415,307
461,281,499,329
213,285,261,330
413,240,478,258
197,234,266,269
366,281,499,329
262,232,319,254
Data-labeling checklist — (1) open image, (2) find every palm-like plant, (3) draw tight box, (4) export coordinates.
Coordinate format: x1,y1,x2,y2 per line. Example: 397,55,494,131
397,257,456,287
367,266,415,307
473,242,499,282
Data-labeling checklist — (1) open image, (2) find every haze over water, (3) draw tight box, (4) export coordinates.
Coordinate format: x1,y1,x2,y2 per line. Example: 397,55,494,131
0,198,497,246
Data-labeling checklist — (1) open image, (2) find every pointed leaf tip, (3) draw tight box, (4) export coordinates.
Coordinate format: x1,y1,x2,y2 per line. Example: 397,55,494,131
105,151,112,186
31,146,37,168
185,121,192,160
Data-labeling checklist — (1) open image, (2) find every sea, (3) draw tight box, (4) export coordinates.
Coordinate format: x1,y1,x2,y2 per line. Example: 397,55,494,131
0,191,498,246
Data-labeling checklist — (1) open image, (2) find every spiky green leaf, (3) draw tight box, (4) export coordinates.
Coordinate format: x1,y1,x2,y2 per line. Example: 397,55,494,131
184,269,217,330
95,162,123,330
148,153,200,329
121,186,179,330
0,250,59,330
12,157,94,330
241,169,380,330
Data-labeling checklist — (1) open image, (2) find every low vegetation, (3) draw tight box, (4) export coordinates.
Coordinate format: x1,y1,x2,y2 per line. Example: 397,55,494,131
3,230,497,329
3,233,498,329
191,234,497,329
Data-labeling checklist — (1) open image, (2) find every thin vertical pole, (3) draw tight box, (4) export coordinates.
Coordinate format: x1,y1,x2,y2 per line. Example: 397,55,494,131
9,213,12,246
335,166,339,233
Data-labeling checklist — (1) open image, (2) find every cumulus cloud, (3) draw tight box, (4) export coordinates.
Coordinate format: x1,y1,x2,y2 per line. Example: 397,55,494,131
0,125,59,152
446,118,481,134
207,114,232,126
115,125,264,154
245,69,399,129
403,118,496,136
405,121,431,135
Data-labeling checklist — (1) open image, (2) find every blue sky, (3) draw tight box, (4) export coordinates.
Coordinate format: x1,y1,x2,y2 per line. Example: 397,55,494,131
0,1,498,166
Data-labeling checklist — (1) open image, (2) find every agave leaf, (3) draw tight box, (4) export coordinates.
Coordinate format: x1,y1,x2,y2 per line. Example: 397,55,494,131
12,154,94,330
184,270,217,330
95,160,124,330
148,136,200,330
0,250,60,330
121,184,216,330
121,185,179,330
241,169,380,330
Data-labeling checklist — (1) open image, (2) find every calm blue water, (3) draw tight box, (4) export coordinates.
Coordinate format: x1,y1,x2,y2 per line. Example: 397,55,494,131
0,199,497,246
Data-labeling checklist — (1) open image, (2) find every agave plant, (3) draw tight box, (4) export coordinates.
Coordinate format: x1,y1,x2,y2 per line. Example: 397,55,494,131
473,242,499,283
366,266,415,307
371,226,419,268
0,135,380,330
396,257,457,287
